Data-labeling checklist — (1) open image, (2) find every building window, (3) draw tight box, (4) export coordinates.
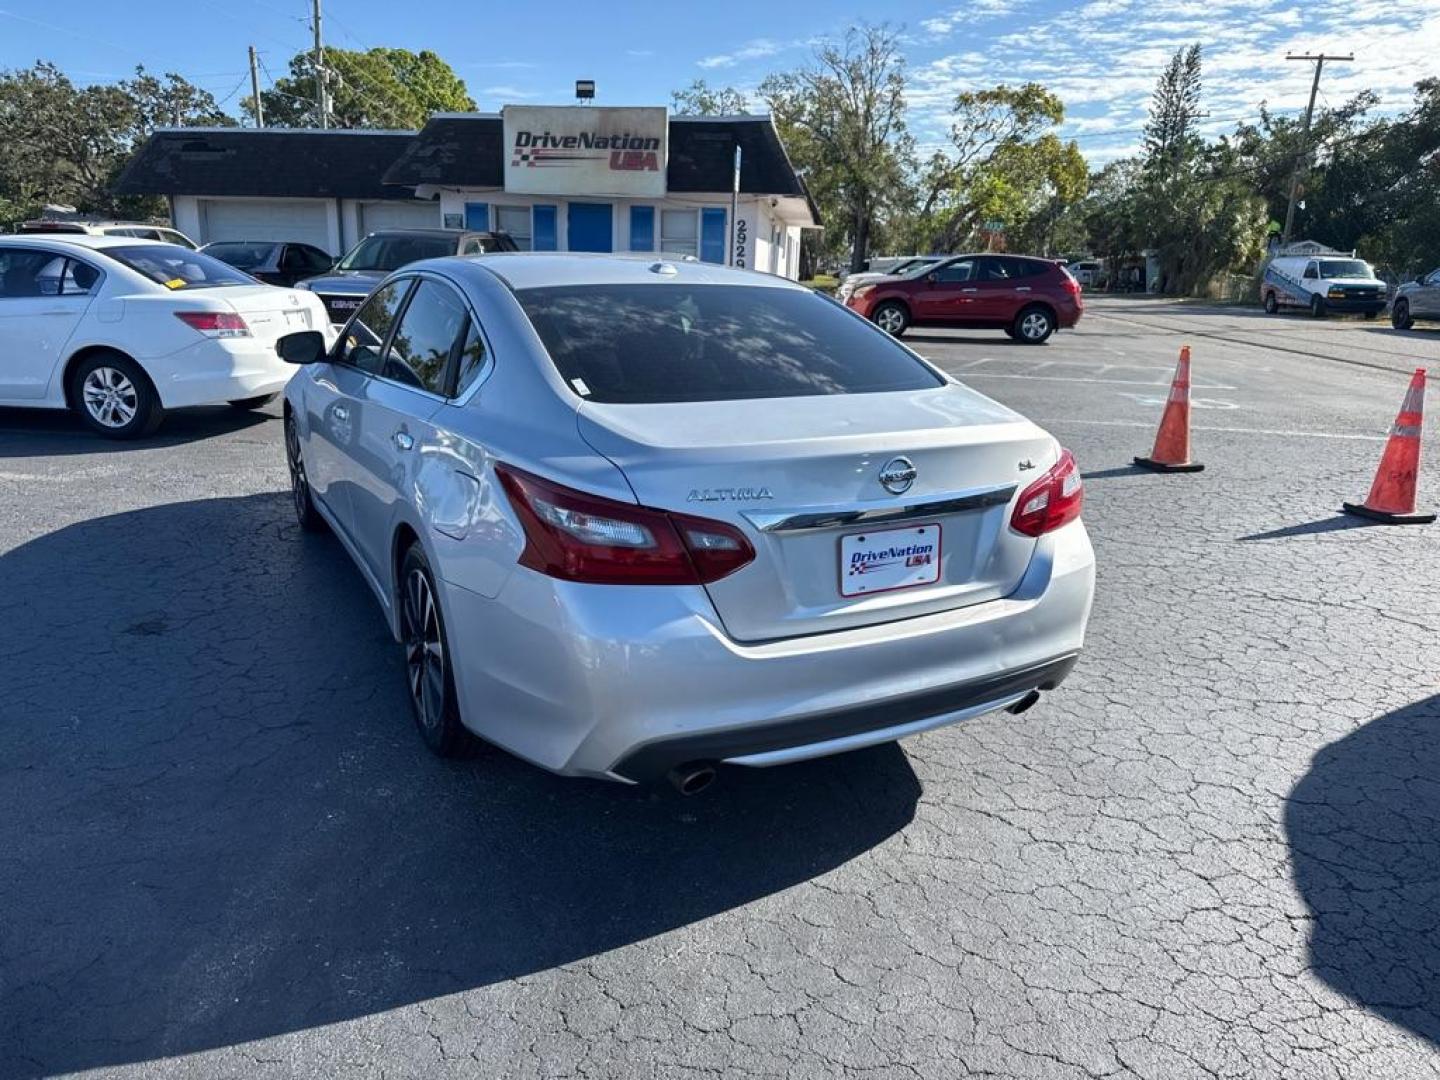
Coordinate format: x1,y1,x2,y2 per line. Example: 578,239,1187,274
494,205,532,250
660,209,698,258
629,206,655,252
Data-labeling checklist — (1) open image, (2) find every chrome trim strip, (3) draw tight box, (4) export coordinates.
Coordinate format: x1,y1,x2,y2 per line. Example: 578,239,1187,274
741,482,1017,533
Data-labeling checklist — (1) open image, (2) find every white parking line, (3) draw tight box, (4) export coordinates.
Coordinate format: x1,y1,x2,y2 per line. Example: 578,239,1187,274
1038,417,1384,441
959,372,1238,389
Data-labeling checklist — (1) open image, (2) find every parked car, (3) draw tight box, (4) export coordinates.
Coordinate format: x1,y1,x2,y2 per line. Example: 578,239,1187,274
845,254,1084,344
837,255,945,301
275,253,1095,791
297,229,517,325
0,235,330,438
201,240,335,287
1262,253,1386,318
1066,259,1104,288
1390,267,1440,330
14,219,198,249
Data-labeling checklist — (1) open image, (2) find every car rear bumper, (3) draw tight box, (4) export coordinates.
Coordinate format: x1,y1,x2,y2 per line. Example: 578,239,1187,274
149,338,298,408
439,518,1095,781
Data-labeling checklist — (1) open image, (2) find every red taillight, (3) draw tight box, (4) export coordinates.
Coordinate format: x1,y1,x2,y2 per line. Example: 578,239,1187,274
1010,449,1083,537
1060,273,1082,296
495,464,755,585
175,311,250,338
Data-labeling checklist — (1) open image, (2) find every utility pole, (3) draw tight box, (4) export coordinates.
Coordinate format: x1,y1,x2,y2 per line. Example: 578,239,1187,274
248,45,264,128
1281,52,1352,245
311,0,328,129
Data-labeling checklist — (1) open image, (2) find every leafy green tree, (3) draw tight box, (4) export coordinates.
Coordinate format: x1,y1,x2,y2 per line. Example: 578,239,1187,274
906,83,1085,254
1142,44,1203,176
252,47,474,129
759,25,912,272
671,80,752,116
0,62,232,223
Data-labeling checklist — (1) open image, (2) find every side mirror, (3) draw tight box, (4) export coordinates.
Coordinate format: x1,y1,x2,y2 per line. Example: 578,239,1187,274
277,330,327,365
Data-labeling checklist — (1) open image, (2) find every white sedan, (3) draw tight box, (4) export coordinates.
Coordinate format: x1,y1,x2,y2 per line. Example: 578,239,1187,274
0,235,331,437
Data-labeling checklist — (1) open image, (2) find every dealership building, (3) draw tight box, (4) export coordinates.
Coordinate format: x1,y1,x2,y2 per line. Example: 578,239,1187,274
114,105,819,279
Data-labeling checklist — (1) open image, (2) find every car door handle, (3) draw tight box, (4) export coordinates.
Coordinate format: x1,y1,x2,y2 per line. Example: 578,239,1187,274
393,430,414,451
1015,287,1032,292
332,404,349,422
961,288,978,293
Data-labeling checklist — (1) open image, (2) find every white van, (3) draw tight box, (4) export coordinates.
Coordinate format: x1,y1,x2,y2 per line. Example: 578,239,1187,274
1262,252,1386,318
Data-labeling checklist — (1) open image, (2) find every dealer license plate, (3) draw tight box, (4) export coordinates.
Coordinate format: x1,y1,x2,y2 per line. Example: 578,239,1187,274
839,524,942,597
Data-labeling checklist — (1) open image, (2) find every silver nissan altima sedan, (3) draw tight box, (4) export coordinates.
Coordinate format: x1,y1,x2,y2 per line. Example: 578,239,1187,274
277,253,1095,793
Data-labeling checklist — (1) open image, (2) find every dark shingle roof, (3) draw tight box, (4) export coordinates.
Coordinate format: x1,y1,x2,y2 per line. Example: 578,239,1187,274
382,114,807,197
112,128,419,200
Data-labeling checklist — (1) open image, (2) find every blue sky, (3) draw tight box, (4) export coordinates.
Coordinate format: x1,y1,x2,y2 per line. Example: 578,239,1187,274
1,0,1435,163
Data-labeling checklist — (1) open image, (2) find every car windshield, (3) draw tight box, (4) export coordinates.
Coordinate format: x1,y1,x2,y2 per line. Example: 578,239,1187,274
1319,259,1372,279
517,283,945,404
336,235,454,272
97,245,255,289
203,242,274,270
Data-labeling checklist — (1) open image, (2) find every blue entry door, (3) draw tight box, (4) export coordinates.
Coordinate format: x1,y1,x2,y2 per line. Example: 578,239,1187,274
567,203,613,252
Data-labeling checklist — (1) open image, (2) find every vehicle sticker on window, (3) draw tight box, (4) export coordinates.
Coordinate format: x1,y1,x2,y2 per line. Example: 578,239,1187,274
571,378,591,397
163,278,186,290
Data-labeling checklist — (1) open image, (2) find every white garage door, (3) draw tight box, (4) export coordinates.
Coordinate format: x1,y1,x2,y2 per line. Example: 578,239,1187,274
200,200,333,255
357,201,439,234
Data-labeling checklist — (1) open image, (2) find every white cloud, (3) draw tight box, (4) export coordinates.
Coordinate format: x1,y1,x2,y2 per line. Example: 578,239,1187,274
481,85,539,100
904,0,1439,163
698,38,785,70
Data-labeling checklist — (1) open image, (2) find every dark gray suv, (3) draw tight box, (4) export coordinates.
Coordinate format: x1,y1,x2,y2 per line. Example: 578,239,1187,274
1391,267,1440,330
298,229,516,324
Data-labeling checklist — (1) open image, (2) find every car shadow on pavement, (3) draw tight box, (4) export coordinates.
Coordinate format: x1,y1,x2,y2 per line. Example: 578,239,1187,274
0,492,921,1078
1286,693,1440,1045
1238,516,1375,541
0,405,273,457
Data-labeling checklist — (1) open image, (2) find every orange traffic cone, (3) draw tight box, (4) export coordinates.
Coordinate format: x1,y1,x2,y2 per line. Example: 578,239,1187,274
1343,367,1435,524
1135,345,1204,473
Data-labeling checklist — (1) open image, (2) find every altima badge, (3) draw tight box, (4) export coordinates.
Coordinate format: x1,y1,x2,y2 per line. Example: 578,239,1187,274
687,487,774,503
1018,459,1036,471
878,457,917,495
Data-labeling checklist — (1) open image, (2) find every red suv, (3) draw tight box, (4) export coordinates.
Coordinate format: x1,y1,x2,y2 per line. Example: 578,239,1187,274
844,254,1083,343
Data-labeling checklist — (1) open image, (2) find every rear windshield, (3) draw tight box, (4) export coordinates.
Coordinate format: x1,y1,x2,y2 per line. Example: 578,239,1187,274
516,284,945,404
97,245,255,289
1318,259,1373,279
337,235,454,272
203,242,274,269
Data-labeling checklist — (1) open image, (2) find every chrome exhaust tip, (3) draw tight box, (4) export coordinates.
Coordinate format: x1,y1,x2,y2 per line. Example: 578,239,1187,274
668,763,718,796
1006,690,1042,715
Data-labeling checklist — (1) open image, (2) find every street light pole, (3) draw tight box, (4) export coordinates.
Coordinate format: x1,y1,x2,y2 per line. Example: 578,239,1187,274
1281,52,1351,245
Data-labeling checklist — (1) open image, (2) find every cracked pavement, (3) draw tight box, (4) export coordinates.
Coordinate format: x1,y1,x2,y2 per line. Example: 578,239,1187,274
3,297,1440,1078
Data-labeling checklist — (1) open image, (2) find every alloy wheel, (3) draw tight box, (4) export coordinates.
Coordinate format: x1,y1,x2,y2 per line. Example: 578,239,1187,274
402,568,446,731
1021,311,1051,340
285,416,309,522
875,305,905,334
81,367,138,428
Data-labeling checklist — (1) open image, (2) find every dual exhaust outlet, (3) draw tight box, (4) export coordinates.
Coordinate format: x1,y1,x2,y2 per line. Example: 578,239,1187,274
663,689,1044,795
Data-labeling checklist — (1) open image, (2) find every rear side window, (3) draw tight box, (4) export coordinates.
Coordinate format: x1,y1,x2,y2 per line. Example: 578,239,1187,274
516,284,945,404
0,249,98,297
382,280,468,394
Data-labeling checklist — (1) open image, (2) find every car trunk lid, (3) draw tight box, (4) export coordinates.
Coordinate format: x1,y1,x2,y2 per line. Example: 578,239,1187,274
578,383,1055,643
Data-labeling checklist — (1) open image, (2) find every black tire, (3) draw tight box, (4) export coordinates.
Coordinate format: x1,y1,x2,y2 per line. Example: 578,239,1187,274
229,393,278,410
1392,301,1413,330
1310,294,1325,319
284,410,327,533
871,300,910,337
398,544,470,758
68,351,164,439
1013,305,1055,344
1263,292,1278,315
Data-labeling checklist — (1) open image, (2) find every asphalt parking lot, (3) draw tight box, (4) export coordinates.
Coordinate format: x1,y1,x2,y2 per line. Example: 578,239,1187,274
4,295,1440,1079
